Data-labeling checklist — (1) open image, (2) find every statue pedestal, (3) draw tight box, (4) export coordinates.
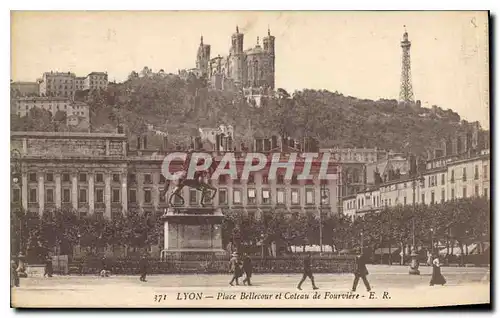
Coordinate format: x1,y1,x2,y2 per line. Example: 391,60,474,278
26,264,45,277
161,207,226,261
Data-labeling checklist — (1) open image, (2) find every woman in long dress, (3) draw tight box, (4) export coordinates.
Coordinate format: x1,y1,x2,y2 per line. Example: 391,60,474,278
429,254,446,286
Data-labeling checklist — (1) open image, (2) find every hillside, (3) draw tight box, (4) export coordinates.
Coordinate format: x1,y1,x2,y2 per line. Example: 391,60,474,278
12,68,476,156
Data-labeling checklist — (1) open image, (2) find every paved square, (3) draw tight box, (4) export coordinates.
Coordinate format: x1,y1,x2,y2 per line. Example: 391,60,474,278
11,265,490,308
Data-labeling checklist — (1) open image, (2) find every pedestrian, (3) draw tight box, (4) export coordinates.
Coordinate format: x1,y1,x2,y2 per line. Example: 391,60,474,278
16,255,27,278
44,256,53,278
242,253,253,286
429,253,446,286
229,252,242,286
427,250,433,266
100,256,110,277
139,255,148,282
11,259,19,287
352,250,371,292
297,253,319,290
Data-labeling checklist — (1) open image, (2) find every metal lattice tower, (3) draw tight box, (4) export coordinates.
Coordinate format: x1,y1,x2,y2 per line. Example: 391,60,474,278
399,26,414,103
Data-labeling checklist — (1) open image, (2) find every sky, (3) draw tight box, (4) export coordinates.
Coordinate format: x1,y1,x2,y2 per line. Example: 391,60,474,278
11,11,490,128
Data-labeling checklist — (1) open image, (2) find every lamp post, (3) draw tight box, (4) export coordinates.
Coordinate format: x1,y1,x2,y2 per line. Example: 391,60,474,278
319,182,328,254
11,149,23,256
386,204,392,265
360,231,364,251
260,233,265,257
409,174,424,275
430,228,434,255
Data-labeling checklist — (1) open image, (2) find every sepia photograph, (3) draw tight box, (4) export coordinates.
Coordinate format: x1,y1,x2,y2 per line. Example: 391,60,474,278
9,10,490,308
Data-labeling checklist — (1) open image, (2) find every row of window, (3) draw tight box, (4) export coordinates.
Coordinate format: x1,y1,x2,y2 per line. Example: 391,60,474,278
129,187,328,206
16,186,331,206
88,80,106,85
28,172,127,183
42,91,73,97
347,185,488,210
17,100,70,105
45,79,73,84
29,171,328,186
450,165,488,183
18,187,120,205
380,164,488,192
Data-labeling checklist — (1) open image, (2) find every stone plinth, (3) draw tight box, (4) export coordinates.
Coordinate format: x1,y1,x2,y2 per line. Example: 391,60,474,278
26,264,45,277
161,207,225,260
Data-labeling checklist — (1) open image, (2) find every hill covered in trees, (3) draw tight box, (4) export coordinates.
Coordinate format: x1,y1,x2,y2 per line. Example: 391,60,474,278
13,67,477,156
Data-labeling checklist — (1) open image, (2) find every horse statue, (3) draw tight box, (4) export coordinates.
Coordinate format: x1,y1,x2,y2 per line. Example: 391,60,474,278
161,152,218,207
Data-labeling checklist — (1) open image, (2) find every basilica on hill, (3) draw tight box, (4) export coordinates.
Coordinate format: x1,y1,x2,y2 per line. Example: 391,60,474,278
179,26,276,106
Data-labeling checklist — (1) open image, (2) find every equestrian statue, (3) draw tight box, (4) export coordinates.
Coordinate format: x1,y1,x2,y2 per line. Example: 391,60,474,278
161,149,218,207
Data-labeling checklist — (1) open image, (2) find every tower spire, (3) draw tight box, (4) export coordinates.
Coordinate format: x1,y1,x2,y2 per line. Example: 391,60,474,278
236,25,239,34
268,25,271,36
399,25,414,103
200,35,203,45
257,36,260,46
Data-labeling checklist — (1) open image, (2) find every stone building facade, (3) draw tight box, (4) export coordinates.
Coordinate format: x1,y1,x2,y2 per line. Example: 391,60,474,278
12,97,90,129
11,81,40,97
342,149,490,220
38,71,108,99
11,132,341,219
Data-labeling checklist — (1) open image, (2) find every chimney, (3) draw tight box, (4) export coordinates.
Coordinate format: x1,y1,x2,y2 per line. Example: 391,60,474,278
409,154,417,177
163,136,168,150
441,139,447,157
271,135,278,149
216,134,221,151
228,135,233,151
143,135,148,149
434,149,444,158
451,137,458,155
427,149,433,160
472,125,479,149
223,135,229,151
137,136,142,150
117,125,124,134
264,138,271,152
466,131,472,152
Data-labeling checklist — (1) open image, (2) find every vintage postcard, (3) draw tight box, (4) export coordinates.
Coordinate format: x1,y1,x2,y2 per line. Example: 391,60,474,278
10,11,490,308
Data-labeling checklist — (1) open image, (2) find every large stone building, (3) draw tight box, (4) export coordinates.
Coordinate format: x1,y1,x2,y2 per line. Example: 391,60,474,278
11,131,341,220
84,72,108,91
38,71,108,99
194,27,275,93
11,81,40,97
12,97,90,129
39,72,78,98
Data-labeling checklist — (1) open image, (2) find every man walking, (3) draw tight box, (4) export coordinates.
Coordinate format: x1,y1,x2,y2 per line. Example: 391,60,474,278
297,253,319,290
100,256,110,277
139,255,148,282
242,253,253,286
352,250,371,292
11,259,19,287
44,256,53,278
229,252,242,286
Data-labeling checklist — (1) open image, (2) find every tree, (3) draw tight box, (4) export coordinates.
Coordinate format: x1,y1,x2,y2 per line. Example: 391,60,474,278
54,110,67,123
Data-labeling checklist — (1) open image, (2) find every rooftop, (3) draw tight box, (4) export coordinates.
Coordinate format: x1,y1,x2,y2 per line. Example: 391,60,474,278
11,131,126,140
88,72,107,76
14,96,71,101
